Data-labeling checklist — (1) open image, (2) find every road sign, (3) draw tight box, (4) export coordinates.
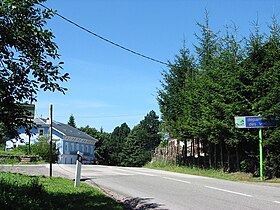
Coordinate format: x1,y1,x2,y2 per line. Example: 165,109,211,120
234,115,277,181
19,104,35,119
234,116,276,129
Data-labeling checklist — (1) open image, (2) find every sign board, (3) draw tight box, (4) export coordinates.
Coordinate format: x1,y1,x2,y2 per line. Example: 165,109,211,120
235,116,276,129
19,104,35,119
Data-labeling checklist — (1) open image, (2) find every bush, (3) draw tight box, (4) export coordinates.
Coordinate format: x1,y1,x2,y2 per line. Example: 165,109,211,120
265,152,280,178
2,136,56,163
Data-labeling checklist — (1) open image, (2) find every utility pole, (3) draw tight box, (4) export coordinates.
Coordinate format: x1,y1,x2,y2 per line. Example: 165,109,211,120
49,104,53,177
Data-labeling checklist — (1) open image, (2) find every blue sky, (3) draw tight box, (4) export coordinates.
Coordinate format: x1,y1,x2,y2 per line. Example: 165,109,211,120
35,0,280,132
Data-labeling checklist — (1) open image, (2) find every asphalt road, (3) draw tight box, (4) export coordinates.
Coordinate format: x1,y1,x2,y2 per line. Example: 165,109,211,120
1,164,280,210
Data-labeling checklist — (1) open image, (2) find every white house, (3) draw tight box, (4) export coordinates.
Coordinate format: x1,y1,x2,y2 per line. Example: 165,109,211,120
6,118,98,164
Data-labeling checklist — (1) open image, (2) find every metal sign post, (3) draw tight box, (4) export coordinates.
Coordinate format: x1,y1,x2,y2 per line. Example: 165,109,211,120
259,128,263,181
234,116,276,181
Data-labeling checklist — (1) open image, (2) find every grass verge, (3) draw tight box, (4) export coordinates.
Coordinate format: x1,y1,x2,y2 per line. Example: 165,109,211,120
145,161,280,183
0,172,124,210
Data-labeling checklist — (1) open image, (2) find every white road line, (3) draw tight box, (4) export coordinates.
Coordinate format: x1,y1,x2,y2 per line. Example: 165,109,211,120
274,201,280,204
116,168,157,177
205,186,253,197
163,177,191,184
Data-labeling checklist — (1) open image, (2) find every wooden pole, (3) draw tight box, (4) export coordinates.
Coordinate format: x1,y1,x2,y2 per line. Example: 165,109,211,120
49,104,53,177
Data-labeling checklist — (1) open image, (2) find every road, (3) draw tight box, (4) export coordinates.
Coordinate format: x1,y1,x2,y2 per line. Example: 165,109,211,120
1,164,280,210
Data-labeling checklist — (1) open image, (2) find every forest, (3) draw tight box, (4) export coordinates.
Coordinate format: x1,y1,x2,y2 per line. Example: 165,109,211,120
78,110,161,167
157,14,280,178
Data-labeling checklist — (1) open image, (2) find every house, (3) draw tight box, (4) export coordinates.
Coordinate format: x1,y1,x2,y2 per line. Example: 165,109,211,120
5,118,98,164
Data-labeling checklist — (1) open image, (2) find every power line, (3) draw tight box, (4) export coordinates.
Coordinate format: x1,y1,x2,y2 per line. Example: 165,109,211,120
39,3,169,66
51,114,146,119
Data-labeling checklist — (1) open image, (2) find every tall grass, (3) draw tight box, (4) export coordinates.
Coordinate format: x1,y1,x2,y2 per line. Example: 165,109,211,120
145,160,266,182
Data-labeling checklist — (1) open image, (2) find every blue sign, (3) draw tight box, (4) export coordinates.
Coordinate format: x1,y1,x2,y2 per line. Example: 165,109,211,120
235,116,277,128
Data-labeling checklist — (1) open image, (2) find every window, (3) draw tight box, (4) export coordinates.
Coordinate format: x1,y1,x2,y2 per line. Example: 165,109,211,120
85,145,88,153
90,146,94,154
71,143,74,151
76,144,79,151
81,145,84,152
39,128,44,136
65,143,68,152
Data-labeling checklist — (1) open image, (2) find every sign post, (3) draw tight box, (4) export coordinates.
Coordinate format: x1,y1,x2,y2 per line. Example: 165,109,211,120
49,104,53,177
234,116,276,181
74,151,83,188
259,128,263,181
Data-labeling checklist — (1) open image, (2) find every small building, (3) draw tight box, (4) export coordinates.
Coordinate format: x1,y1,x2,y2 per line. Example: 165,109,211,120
5,118,98,164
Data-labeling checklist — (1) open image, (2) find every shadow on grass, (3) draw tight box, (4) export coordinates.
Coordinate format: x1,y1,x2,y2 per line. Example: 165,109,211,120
45,191,123,210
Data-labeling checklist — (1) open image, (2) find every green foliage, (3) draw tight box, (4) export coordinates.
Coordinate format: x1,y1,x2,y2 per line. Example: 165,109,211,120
0,172,124,210
145,161,269,182
0,0,70,138
157,14,280,177
121,111,161,167
2,136,56,162
79,126,111,164
80,111,161,167
68,114,76,128
31,136,56,162
158,140,168,148
108,123,130,165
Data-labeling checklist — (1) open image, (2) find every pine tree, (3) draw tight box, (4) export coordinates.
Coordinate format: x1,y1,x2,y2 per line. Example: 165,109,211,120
68,114,76,128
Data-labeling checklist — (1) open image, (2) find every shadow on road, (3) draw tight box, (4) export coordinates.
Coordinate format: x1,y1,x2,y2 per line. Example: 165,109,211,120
122,197,168,210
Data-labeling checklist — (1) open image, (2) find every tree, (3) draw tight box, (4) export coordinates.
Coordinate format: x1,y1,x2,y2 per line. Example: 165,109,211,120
107,123,130,165
68,114,76,128
121,111,161,167
79,125,111,164
158,46,196,139
0,0,69,139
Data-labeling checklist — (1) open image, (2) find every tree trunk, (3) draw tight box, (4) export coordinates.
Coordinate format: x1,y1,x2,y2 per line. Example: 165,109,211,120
227,146,230,172
220,142,224,168
203,139,207,168
183,139,187,164
191,138,195,165
208,142,212,168
214,143,217,169
236,146,240,171
197,138,200,166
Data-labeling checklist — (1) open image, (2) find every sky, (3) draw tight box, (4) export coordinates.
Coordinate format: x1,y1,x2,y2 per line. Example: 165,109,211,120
35,0,280,132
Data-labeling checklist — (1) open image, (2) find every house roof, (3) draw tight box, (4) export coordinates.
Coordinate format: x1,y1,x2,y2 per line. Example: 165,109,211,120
52,121,97,142
35,118,98,143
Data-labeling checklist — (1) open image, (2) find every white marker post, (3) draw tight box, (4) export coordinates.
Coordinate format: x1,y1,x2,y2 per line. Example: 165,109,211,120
74,151,83,187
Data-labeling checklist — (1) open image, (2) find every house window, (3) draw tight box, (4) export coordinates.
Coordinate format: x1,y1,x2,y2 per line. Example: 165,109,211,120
76,144,79,151
65,143,68,152
85,145,88,153
71,143,74,151
39,128,44,136
90,146,94,154
81,145,84,152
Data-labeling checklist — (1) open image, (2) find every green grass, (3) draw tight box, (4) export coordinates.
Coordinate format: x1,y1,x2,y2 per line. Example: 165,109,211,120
0,157,20,165
145,160,280,183
0,172,124,210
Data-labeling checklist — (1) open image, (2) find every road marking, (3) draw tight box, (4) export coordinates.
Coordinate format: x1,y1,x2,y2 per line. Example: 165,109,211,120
163,177,191,184
204,186,253,197
274,201,280,204
116,168,157,177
